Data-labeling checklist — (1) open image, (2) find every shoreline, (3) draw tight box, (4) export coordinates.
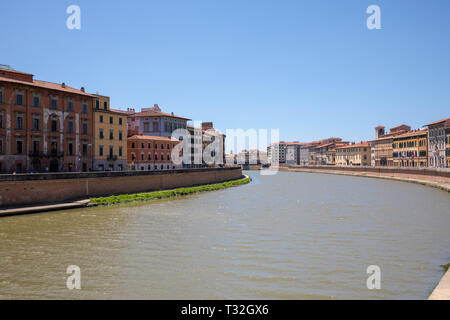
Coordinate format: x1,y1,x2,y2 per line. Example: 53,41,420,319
0,174,251,217
279,166,450,193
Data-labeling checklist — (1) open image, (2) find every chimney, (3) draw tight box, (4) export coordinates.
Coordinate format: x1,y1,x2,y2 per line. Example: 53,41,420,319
171,112,174,116
62,82,66,88
80,87,85,92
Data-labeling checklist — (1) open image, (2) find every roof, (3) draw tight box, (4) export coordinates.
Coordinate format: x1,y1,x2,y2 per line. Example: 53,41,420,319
393,129,428,139
133,110,191,121
426,117,450,127
128,135,180,142
336,142,371,149
0,76,93,97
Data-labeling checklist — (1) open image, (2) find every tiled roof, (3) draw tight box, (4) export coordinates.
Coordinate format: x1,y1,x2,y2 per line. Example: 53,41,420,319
394,129,428,139
0,76,93,97
336,142,370,149
133,110,191,121
128,135,180,142
426,117,450,127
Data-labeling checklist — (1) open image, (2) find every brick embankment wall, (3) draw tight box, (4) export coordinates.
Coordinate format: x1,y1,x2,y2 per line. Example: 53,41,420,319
280,165,450,192
0,167,242,208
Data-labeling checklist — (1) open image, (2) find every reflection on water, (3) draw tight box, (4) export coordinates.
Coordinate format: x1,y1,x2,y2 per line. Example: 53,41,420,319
0,171,449,299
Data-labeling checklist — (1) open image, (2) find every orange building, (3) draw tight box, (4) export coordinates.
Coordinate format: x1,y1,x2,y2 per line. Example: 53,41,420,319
127,135,181,170
0,66,94,173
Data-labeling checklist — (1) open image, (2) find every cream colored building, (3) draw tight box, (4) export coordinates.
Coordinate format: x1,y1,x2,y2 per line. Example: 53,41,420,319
92,94,127,171
336,142,371,166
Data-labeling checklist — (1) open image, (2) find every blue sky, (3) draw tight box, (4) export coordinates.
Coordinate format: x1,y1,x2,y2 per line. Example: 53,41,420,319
1,0,449,149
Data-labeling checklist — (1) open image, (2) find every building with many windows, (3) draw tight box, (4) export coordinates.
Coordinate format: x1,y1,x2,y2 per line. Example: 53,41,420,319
0,66,93,173
426,117,450,168
92,94,127,171
371,125,411,167
336,142,371,166
392,129,428,168
126,104,190,138
127,135,181,171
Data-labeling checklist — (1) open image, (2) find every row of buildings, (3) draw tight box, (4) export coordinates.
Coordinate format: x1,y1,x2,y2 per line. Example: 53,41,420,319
0,65,225,174
267,119,450,169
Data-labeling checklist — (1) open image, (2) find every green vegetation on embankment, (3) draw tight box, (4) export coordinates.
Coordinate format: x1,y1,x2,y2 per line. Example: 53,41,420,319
90,175,251,206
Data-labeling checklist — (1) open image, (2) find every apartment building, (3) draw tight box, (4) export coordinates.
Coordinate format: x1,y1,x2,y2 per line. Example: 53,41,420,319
126,104,190,138
426,117,450,168
0,66,93,173
92,94,128,171
392,129,428,167
127,135,181,171
336,142,371,166
371,125,411,167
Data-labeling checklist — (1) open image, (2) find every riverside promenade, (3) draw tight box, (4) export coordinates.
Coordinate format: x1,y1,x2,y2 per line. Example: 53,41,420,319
280,165,450,192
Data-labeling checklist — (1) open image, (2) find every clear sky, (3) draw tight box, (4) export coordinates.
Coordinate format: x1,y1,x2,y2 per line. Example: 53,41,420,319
1,0,449,150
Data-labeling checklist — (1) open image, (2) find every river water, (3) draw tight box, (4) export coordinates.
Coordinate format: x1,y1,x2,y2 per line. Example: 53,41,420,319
0,171,449,299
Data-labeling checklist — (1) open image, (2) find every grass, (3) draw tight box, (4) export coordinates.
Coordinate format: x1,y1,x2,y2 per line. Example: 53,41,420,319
90,175,251,206
441,263,450,272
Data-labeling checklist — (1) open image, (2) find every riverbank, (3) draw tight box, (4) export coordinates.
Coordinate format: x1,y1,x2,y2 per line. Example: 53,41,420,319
0,175,251,217
90,174,251,206
429,265,450,300
280,166,450,193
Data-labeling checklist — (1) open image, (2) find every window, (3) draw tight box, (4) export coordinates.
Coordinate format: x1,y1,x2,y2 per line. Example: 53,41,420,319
82,101,87,114
33,96,40,107
144,123,150,131
0,113,3,128
148,153,151,160
68,100,73,112
119,147,123,157
16,93,23,105
68,142,74,155
0,138,3,154
104,101,107,110
68,120,74,133
51,98,57,109
16,114,23,129
0,90,2,103
82,143,87,156
33,117,40,131
99,115,103,123
119,118,123,125
109,116,113,124
109,146,113,157
131,142,136,148
99,129,104,139
51,120,58,132
99,146,103,156
141,143,144,148
16,140,23,154
119,131,123,141
96,100,99,109
109,130,114,140
82,121,88,134
141,153,144,161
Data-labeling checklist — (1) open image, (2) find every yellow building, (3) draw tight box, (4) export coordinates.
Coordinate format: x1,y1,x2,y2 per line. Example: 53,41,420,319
336,142,371,166
392,129,428,168
92,94,127,171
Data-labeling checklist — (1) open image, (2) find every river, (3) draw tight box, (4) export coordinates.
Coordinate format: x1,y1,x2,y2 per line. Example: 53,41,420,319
0,171,449,299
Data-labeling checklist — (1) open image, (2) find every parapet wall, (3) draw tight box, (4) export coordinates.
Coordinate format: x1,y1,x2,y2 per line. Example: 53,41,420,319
0,167,242,208
282,165,450,178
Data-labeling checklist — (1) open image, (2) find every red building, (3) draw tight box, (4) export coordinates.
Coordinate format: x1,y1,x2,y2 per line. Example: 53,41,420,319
0,66,94,173
127,135,181,170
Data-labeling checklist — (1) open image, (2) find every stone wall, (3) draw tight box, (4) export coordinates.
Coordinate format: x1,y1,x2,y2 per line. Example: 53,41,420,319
0,167,242,208
282,165,450,178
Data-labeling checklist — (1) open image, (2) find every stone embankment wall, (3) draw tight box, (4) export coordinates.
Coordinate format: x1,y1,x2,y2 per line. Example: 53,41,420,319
0,167,242,208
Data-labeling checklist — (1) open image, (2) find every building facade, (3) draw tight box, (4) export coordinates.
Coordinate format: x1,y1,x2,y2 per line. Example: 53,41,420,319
392,129,428,167
127,135,181,171
336,142,371,166
268,142,288,165
426,117,450,168
0,66,93,173
92,94,127,171
126,104,190,138
372,125,411,167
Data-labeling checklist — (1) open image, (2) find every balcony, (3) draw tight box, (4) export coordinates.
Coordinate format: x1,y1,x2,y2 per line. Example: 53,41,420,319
107,155,118,161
